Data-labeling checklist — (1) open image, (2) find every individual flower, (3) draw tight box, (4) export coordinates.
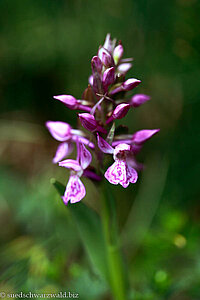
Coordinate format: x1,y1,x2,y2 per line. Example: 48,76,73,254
46,121,94,163
97,134,138,188
59,143,92,204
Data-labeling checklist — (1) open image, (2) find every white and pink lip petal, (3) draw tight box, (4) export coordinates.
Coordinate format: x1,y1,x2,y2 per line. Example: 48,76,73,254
126,164,138,184
62,175,86,205
104,160,127,186
53,142,73,164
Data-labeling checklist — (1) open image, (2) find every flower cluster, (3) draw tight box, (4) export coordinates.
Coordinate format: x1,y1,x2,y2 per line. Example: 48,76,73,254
46,34,159,205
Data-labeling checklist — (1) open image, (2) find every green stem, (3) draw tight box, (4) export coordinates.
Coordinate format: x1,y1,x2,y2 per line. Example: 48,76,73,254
101,183,128,300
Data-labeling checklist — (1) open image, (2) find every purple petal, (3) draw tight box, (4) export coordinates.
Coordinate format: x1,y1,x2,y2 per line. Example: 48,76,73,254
53,142,73,164
132,129,160,145
124,165,138,187
58,159,82,172
63,175,86,204
131,94,151,107
104,160,127,187
53,95,77,109
46,121,72,141
97,133,114,154
79,143,92,170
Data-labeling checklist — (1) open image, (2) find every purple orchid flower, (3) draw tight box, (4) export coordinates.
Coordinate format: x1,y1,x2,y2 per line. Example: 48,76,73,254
97,134,138,188
46,121,94,163
59,143,92,204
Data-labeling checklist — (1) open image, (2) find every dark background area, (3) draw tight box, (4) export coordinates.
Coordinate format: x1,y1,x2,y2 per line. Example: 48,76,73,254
0,0,199,299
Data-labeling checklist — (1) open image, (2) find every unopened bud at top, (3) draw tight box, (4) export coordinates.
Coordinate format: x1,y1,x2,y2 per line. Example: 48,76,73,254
103,33,116,53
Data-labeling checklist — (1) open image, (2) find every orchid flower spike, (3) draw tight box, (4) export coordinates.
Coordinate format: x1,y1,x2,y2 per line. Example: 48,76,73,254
46,34,160,204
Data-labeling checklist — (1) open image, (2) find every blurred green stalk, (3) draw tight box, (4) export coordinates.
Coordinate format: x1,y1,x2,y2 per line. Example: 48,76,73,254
101,183,128,300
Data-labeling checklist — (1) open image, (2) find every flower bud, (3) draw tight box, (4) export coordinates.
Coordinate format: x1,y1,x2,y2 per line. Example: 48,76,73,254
102,67,115,91
103,33,116,53
98,47,113,67
109,78,141,95
78,113,106,133
91,56,103,94
91,56,102,74
113,44,124,64
53,95,78,109
123,78,141,91
106,103,130,124
131,94,151,107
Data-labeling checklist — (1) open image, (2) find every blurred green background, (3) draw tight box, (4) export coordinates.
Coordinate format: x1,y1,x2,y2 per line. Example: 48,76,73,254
0,0,200,299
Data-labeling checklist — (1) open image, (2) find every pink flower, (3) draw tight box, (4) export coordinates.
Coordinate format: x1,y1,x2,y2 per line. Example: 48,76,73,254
97,134,138,188
59,143,92,204
46,121,94,163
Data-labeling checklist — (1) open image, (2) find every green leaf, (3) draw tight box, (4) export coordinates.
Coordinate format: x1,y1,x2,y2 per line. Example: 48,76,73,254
106,122,115,145
51,179,109,281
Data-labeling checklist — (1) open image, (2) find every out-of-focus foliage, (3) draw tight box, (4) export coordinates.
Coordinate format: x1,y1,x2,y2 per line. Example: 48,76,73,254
0,0,200,299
